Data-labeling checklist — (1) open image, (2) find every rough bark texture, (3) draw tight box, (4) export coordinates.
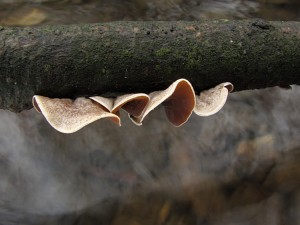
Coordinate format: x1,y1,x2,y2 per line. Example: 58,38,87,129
0,19,300,112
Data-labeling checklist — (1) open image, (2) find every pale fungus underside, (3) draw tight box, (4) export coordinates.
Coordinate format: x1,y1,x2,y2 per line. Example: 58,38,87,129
32,96,120,133
194,82,234,116
33,79,233,133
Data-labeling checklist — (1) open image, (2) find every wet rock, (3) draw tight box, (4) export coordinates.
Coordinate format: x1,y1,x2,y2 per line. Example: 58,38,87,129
0,8,47,26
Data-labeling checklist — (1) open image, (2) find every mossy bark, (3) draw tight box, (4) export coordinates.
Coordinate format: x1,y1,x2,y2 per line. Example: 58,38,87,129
0,19,300,112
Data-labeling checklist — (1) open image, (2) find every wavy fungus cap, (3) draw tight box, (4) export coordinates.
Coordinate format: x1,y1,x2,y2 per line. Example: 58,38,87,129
90,93,149,117
130,79,196,127
194,82,233,116
32,80,233,133
32,96,120,133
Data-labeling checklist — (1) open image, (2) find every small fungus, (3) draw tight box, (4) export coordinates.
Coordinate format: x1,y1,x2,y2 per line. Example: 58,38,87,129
32,95,120,133
130,79,196,127
90,93,150,117
194,82,233,116
32,79,233,133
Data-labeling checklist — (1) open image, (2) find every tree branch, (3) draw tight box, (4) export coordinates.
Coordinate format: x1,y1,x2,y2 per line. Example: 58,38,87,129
1,19,300,112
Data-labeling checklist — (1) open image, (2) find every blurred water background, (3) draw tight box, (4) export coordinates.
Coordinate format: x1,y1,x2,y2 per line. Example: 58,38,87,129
0,0,300,224
0,0,300,25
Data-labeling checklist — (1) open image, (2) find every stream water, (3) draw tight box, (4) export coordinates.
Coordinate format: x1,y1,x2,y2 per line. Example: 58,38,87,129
0,1,299,225
0,0,299,26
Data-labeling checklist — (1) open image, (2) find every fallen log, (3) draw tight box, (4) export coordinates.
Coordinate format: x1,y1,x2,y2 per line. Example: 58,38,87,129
0,19,300,112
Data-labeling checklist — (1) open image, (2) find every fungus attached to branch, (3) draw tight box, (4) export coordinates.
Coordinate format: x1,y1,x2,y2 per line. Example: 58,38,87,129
194,82,234,116
130,79,196,127
90,93,150,117
32,96,120,133
32,79,233,133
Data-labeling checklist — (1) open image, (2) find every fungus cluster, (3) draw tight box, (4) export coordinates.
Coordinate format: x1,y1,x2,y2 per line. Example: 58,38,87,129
32,79,233,133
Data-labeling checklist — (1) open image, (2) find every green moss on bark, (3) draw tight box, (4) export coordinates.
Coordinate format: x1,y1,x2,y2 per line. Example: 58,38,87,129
0,19,300,112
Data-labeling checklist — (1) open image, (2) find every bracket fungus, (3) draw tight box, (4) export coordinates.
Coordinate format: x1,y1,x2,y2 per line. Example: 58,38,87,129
90,93,150,117
194,82,234,116
32,96,120,133
32,79,233,133
130,79,196,127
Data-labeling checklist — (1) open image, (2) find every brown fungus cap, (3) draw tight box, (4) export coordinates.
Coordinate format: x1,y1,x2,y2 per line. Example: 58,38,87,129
130,79,196,127
32,80,233,132
32,96,120,133
90,93,150,117
194,82,234,116
89,96,114,112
